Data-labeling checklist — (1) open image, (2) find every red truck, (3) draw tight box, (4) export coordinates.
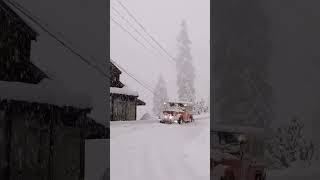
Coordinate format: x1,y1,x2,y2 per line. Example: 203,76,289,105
211,124,267,180
160,101,194,124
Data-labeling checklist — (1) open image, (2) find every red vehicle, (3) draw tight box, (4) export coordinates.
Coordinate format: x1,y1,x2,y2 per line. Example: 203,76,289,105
160,101,194,124
211,124,267,180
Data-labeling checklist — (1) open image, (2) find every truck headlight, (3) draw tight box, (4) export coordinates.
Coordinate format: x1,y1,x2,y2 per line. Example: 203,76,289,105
169,115,173,119
164,115,168,119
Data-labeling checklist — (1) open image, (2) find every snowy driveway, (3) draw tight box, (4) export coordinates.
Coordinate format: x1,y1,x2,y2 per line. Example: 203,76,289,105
110,115,210,180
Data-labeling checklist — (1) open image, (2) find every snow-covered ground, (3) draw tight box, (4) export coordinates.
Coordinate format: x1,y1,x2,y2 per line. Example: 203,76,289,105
110,115,210,180
268,161,320,180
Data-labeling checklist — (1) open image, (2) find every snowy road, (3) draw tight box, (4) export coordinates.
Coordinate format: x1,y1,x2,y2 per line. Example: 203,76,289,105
110,115,210,180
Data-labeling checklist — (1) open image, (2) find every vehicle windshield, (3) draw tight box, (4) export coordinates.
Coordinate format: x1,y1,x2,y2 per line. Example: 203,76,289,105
163,111,176,115
217,132,240,145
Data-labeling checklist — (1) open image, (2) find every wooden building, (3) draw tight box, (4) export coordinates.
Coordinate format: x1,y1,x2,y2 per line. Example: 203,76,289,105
0,0,48,84
0,89,107,180
0,1,108,179
110,62,146,121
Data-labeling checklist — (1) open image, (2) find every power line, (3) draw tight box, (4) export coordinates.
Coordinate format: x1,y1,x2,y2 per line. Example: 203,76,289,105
110,58,155,94
111,5,160,54
110,16,158,57
8,0,107,69
115,0,175,63
5,0,109,78
5,0,156,96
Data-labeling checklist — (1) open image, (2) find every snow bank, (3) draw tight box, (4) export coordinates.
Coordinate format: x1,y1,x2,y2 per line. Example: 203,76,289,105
140,113,153,120
183,117,210,179
0,80,91,109
269,164,320,180
110,87,138,97
194,113,210,119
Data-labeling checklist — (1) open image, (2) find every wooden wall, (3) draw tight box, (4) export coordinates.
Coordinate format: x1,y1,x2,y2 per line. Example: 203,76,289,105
0,104,85,180
111,95,137,121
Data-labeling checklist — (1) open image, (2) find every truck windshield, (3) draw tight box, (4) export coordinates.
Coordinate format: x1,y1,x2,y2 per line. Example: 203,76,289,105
218,132,239,144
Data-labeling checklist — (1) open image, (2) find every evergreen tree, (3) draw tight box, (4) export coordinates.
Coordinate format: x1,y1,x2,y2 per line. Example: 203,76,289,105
152,75,169,117
212,0,273,127
176,20,196,103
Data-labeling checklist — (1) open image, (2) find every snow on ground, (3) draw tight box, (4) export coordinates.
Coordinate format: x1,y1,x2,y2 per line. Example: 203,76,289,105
110,115,210,180
194,113,210,120
268,161,320,180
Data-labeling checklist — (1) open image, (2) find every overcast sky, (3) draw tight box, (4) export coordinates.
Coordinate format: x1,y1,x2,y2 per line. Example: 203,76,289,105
111,0,210,119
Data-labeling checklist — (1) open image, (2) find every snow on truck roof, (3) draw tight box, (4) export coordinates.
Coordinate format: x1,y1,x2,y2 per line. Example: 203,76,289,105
110,87,139,97
211,123,267,136
166,100,193,105
163,106,184,112
0,80,92,109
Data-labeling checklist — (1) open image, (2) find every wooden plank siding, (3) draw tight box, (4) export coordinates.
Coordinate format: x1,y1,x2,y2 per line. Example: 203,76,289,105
110,94,138,121
0,100,106,180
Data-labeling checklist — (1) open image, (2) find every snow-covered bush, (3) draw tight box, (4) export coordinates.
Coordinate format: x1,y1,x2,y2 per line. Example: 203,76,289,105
266,116,316,169
193,99,209,115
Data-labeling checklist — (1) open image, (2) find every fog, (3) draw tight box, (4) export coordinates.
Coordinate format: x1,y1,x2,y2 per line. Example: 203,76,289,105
110,0,210,119
263,0,320,141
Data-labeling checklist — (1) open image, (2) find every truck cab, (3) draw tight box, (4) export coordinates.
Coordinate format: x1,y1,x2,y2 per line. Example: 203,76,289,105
160,101,194,124
211,124,267,180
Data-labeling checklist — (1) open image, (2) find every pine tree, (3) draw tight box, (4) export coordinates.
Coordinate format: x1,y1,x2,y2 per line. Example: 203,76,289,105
152,75,169,117
176,20,196,103
212,0,273,127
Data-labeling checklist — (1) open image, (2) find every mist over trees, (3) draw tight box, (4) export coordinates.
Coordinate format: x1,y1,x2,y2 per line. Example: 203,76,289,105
175,20,196,103
212,0,273,127
152,75,169,117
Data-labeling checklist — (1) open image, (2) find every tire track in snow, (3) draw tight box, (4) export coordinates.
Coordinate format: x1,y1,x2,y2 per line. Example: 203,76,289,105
111,117,210,180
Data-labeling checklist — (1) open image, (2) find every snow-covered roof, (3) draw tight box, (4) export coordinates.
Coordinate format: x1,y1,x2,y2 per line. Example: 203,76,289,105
0,80,92,109
163,106,185,112
110,87,139,97
166,100,193,105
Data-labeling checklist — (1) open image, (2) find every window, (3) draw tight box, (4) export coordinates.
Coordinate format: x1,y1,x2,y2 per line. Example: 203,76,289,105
219,132,239,145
